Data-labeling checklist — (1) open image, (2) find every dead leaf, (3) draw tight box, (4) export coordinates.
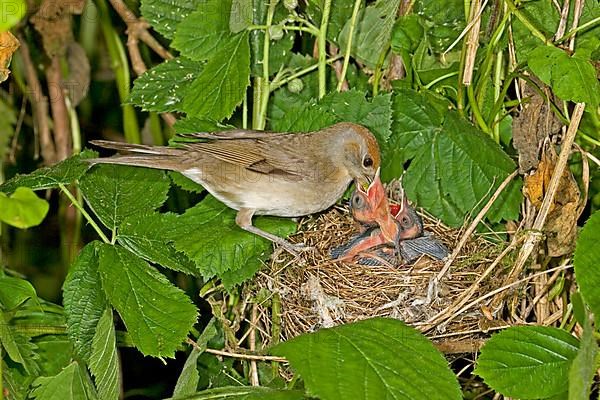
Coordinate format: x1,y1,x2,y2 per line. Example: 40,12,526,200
524,142,582,257
0,32,20,83
65,42,90,106
512,80,562,173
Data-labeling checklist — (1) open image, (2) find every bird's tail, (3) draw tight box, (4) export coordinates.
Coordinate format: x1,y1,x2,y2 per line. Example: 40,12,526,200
87,140,183,171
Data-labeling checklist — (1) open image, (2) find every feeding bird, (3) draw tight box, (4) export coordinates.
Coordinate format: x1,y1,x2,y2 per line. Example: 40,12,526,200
88,122,380,254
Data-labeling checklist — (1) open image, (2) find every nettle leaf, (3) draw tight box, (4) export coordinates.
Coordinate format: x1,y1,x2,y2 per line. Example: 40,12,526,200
230,0,253,33
165,196,296,290
0,314,39,374
569,311,597,399
63,242,108,362
391,14,425,55
0,187,49,229
30,362,97,400
172,386,306,399
182,32,251,121
475,326,579,399
140,0,197,39
0,150,97,194
272,318,461,400
0,275,39,310
414,0,465,53
168,171,205,193
574,211,600,323
98,244,197,357
339,0,401,68
79,165,170,232
528,46,600,108
128,57,203,113
117,212,200,276
270,103,337,133
89,308,120,400
390,89,521,226
511,0,559,63
172,0,237,61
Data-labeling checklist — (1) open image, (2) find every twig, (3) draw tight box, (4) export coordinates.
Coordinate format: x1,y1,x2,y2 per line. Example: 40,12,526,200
443,0,489,56
18,37,56,164
202,348,288,363
249,304,259,386
568,0,584,51
554,0,570,40
462,0,484,85
522,259,567,320
435,170,519,282
46,56,71,161
489,103,585,309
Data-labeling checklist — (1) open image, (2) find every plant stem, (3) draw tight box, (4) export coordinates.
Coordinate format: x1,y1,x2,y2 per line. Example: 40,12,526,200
492,50,503,143
59,184,110,244
318,0,333,99
255,0,279,130
372,45,390,96
424,71,460,89
337,0,362,91
504,0,548,43
467,83,491,134
557,16,600,42
270,55,343,91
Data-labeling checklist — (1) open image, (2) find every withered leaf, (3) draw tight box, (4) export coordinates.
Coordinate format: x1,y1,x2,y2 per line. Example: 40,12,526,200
0,32,20,83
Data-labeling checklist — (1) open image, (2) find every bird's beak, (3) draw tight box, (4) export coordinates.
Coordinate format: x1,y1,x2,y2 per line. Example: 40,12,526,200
355,167,380,192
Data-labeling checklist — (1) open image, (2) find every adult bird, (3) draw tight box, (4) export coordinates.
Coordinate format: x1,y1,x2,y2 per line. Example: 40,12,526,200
88,122,380,254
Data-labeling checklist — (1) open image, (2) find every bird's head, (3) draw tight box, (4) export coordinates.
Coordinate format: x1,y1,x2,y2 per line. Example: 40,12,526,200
330,122,380,188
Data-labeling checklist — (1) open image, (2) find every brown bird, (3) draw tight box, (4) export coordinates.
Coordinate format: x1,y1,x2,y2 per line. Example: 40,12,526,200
88,122,380,254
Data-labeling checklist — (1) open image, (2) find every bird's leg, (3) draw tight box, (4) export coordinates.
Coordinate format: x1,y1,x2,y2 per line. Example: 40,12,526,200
235,208,311,256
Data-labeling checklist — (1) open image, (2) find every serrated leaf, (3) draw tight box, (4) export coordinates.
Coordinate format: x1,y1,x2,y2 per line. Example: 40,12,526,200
0,314,26,367
512,1,559,63
168,172,204,193
173,319,218,398
528,46,600,108
390,89,522,226
230,0,253,33
270,103,337,133
128,57,203,113
33,334,71,377
30,362,97,400
165,196,296,290
0,150,97,194
475,326,579,399
172,0,238,61
170,386,306,400
63,242,108,362
413,0,465,53
181,32,250,121
98,244,197,357
0,187,49,228
568,312,597,400
338,0,401,68
117,212,200,276
574,211,600,323
272,318,461,400
89,308,120,400
391,15,425,55
79,164,170,232
140,0,197,39
0,275,38,310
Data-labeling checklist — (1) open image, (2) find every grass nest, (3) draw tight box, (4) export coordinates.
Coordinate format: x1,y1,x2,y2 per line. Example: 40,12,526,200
253,183,519,354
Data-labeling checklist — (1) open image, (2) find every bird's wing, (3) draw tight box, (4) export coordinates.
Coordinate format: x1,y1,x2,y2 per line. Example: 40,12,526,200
178,129,296,140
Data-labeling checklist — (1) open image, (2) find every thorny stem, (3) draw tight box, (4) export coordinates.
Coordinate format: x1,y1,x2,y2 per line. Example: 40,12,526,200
318,0,333,98
337,0,362,91
58,184,110,244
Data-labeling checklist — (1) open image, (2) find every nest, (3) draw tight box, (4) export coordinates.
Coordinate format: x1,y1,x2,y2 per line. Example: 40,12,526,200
253,185,516,353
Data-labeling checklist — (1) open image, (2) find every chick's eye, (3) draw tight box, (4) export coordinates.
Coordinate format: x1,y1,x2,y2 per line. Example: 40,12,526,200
401,216,410,227
363,155,374,168
351,193,365,209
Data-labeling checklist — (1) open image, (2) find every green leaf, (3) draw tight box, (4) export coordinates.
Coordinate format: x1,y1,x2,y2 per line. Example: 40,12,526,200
306,0,357,43
338,0,401,68
140,0,197,39
117,212,200,276
0,0,26,31
230,0,253,33
0,275,38,310
0,187,49,228
512,0,559,63
128,57,203,113
574,211,600,323
172,0,237,61
172,386,306,400
270,103,337,133
0,150,97,194
413,0,465,53
30,362,98,400
89,308,120,400
272,318,461,400
173,319,218,398
528,46,600,108
33,334,71,377
98,244,198,357
568,312,597,400
79,164,170,232
165,196,296,290
0,314,26,367
391,15,425,55
475,326,579,399
63,242,108,362
249,4,295,76
389,89,522,226
182,32,251,121
168,172,204,193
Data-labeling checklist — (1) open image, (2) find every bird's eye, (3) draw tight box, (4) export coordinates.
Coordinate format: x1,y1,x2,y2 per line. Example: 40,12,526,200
363,155,374,168
401,216,411,227
351,193,366,209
